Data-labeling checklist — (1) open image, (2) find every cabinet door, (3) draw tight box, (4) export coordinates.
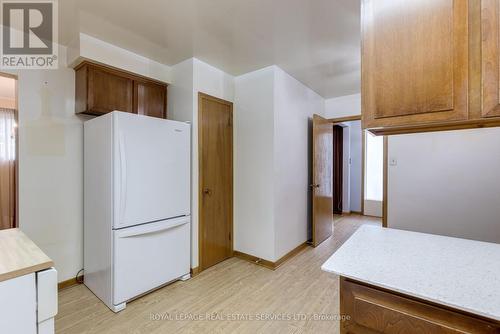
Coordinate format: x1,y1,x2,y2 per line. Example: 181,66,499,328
88,67,134,115
340,278,500,334
362,0,469,129
482,0,500,117
0,273,37,334
133,81,167,119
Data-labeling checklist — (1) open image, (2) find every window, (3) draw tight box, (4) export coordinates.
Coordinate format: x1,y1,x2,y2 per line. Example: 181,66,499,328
365,130,383,201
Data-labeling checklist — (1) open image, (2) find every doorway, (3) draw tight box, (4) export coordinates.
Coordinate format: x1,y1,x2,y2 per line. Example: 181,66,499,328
0,73,17,230
363,130,387,225
332,125,343,214
198,92,233,271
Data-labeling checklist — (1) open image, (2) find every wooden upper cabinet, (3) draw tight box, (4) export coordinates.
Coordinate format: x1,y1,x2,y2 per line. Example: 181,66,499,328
75,61,168,118
87,66,134,115
133,81,167,119
482,0,500,118
362,0,469,133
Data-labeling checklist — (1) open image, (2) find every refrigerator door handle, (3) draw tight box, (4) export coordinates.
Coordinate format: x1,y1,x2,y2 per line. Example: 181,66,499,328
118,219,189,238
118,132,127,223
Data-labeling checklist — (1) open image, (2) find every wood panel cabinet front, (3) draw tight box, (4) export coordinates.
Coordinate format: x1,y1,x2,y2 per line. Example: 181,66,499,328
362,0,469,131
88,66,134,115
482,0,500,118
75,62,168,118
340,278,500,334
134,81,167,119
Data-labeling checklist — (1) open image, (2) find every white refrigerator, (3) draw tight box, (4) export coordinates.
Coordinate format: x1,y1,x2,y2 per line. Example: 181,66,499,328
84,111,191,313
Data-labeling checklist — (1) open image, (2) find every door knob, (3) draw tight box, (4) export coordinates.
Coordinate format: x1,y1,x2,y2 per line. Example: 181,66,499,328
203,188,212,196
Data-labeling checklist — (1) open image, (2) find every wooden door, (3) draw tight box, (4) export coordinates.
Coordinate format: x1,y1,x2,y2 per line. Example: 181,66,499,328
134,81,167,119
88,67,133,115
332,126,343,214
362,0,469,129
198,93,233,271
482,0,500,118
312,114,333,247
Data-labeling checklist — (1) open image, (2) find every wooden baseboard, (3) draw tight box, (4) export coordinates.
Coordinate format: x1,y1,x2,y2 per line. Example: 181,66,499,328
58,275,84,291
233,251,275,270
274,242,309,269
350,211,363,215
190,267,200,277
234,242,309,270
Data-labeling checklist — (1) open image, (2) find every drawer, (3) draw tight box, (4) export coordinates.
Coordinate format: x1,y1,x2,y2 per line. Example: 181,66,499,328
36,268,58,322
340,278,500,334
113,217,190,305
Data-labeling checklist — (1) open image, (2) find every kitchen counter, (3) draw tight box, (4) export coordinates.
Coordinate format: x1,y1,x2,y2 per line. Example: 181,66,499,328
322,225,500,322
0,228,53,282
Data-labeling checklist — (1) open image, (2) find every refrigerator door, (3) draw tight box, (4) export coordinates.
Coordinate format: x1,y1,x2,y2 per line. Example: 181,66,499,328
113,217,190,306
113,112,190,229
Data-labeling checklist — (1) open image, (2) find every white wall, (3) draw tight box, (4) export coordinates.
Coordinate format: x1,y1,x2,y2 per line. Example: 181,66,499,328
347,121,362,212
168,58,235,268
342,126,351,213
10,46,86,282
325,93,361,119
388,128,500,243
67,33,172,83
235,66,324,262
273,67,325,260
234,67,276,261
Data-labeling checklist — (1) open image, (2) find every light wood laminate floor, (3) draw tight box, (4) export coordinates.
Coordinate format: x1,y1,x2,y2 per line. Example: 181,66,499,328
56,215,381,334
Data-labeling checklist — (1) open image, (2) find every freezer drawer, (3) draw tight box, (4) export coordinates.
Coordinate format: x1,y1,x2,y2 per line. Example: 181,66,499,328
113,217,190,306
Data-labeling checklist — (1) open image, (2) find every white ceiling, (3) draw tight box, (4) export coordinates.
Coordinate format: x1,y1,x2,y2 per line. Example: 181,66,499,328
59,0,361,98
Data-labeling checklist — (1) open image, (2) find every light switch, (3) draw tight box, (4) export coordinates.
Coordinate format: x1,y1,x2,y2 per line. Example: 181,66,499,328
389,158,397,166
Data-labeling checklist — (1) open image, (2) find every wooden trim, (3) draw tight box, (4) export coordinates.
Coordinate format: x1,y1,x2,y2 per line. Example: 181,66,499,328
234,242,309,270
58,276,84,291
327,115,362,123
0,72,18,228
198,92,234,273
190,267,200,277
382,137,388,228
361,130,366,215
367,118,500,136
233,251,275,270
274,242,309,269
0,72,18,80
74,60,169,86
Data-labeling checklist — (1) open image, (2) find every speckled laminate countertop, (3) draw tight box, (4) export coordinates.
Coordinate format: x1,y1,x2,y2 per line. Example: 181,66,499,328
321,225,500,321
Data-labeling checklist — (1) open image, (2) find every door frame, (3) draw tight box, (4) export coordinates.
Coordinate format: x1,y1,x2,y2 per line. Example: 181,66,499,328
326,115,388,226
0,72,19,229
197,92,234,272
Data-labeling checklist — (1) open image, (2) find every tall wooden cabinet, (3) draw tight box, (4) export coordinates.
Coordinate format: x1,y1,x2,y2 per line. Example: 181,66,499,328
362,0,500,135
75,61,168,119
